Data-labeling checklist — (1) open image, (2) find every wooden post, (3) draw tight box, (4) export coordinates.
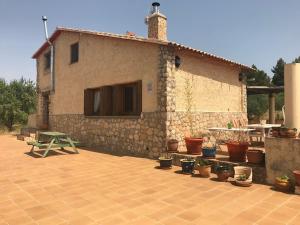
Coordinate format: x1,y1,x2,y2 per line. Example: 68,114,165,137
269,93,276,124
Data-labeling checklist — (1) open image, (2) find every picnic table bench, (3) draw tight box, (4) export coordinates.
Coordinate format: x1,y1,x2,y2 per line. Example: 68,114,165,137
27,131,79,157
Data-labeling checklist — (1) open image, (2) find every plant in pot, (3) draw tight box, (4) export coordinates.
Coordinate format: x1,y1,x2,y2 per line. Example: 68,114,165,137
215,165,231,182
202,136,217,158
274,175,291,192
158,153,173,169
183,76,203,155
234,166,252,187
180,157,195,174
279,127,297,138
167,139,179,153
195,158,211,177
226,123,249,162
247,149,265,165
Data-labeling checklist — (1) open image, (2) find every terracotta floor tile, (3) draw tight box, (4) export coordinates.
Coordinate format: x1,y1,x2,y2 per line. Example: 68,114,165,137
177,209,201,221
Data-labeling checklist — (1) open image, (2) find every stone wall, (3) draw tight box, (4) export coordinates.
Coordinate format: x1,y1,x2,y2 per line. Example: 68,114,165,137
265,137,300,184
167,111,248,152
49,113,166,158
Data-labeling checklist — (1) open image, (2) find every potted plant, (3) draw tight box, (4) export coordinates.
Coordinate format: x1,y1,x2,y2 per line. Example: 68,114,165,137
180,157,195,174
293,170,300,186
167,139,179,152
247,149,265,164
215,165,231,182
272,127,281,137
195,158,211,177
183,76,203,155
202,136,217,158
274,175,291,192
226,123,249,162
234,166,252,187
158,153,173,169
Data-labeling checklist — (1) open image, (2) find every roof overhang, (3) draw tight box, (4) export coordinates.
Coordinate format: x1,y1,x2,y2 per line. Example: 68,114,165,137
247,86,284,95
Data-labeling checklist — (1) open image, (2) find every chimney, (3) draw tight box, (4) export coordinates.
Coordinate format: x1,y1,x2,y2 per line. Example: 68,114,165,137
146,2,167,41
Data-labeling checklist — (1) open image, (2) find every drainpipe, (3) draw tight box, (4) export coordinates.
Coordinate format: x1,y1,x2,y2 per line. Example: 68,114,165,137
42,16,54,92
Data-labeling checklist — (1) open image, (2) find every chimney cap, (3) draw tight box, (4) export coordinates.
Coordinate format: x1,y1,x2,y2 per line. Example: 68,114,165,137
152,2,160,7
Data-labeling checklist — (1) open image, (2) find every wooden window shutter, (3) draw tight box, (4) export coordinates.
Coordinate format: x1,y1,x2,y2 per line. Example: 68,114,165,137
84,89,94,116
99,86,113,116
136,80,142,114
112,85,123,116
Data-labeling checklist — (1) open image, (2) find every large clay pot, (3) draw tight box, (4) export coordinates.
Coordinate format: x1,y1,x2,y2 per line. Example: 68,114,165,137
226,141,249,162
167,139,178,152
247,149,265,164
197,165,211,177
279,128,297,138
185,138,203,155
293,170,300,186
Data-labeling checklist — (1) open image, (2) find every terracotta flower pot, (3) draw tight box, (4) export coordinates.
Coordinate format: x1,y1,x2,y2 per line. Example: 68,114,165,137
197,165,211,177
293,170,300,186
185,138,203,155
279,128,297,138
274,178,291,192
167,139,178,152
272,127,281,137
226,141,249,162
247,149,265,164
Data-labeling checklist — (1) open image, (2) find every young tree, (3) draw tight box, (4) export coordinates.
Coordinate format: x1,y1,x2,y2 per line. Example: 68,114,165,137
293,56,300,63
0,78,36,131
271,58,285,86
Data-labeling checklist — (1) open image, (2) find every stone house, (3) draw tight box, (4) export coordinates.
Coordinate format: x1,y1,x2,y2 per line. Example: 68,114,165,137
32,3,252,158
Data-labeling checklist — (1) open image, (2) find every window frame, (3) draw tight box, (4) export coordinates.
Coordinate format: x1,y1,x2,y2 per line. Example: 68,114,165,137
84,81,142,117
70,42,79,64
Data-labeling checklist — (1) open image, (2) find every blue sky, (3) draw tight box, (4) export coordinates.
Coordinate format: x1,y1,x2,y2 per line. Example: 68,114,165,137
0,0,299,81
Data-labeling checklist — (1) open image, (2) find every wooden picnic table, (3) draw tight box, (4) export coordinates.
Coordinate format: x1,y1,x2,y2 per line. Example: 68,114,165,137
28,131,79,157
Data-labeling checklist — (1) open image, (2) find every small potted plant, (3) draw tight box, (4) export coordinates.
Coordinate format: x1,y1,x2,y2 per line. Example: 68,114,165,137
274,175,291,192
215,165,231,182
195,158,211,177
226,122,249,162
167,139,179,152
279,127,297,138
202,136,217,158
234,166,252,187
272,127,281,137
180,157,195,174
158,153,173,169
247,149,265,165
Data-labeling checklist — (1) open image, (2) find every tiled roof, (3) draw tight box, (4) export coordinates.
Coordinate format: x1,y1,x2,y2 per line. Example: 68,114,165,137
32,27,253,71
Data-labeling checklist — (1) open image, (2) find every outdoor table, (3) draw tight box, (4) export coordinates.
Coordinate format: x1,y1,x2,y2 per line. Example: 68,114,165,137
246,124,281,138
30,131,79,157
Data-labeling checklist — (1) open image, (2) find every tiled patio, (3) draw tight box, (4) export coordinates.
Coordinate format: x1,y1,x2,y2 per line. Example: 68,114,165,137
0,135,299,225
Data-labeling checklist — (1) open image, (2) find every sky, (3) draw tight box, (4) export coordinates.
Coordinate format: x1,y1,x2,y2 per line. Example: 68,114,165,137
0,0,299,81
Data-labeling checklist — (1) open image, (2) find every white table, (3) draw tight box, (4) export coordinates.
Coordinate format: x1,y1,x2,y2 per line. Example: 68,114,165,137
246,124,281,138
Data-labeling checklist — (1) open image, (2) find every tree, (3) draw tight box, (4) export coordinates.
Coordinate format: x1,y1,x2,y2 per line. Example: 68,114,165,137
0,78,36,131
293,56,300,63
271,58,285,86
246,65,270,86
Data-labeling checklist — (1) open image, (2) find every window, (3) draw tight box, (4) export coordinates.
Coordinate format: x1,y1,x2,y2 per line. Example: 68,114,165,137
44,52,51,70
70,42,79,64
84,81,142,116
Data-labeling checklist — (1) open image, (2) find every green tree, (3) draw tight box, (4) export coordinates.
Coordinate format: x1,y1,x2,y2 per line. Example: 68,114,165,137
0,78,36,131
293,56,300,63
271,58,285,86
246,65,270,86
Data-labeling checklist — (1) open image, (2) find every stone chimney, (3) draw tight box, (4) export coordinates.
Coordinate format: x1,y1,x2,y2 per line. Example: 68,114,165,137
146,2,167,41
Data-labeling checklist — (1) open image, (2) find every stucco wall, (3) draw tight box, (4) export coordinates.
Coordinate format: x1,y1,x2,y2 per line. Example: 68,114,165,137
174,51,244,112
265,137,300,184
37,31,159,115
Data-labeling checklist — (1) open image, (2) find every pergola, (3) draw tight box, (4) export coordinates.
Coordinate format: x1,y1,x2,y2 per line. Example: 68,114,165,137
247,86,284,123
